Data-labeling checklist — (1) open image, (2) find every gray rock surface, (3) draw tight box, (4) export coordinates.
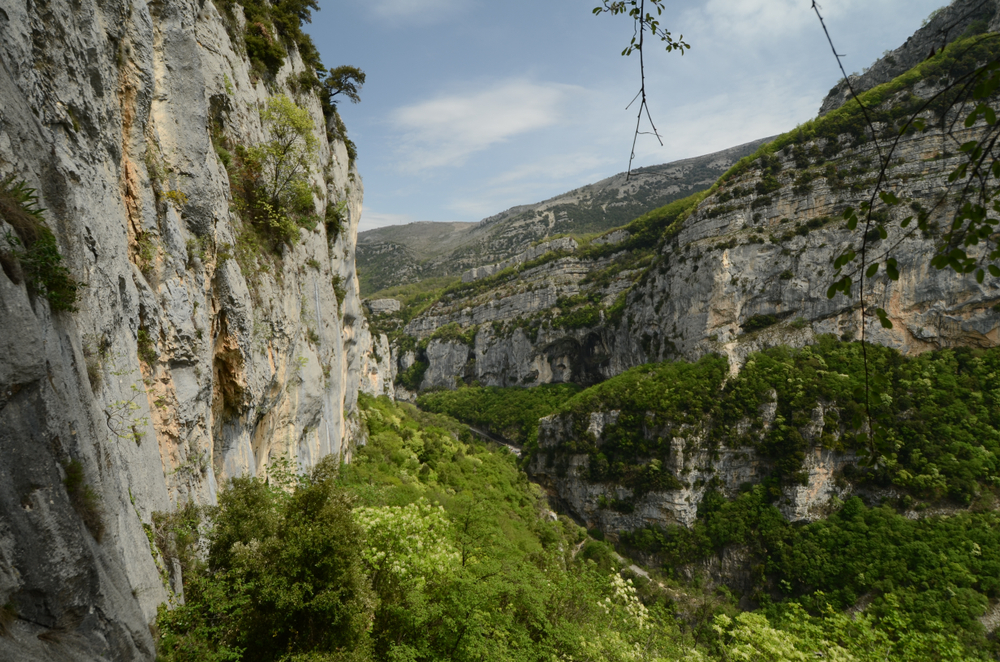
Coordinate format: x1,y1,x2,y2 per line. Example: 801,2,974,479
0,0,389,658
366,298,401,314
461,237,578,282
529,410,858,533
357,137,774,293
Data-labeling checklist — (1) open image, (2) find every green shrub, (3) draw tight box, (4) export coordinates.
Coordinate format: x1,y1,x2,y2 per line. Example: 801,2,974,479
427,322,478,346
552,304,601,330
0,176,81,311
157,457,374,662
213,0,324,78
137,327,157,366
325,198,346,243
396,359,428,391
228,95,321,253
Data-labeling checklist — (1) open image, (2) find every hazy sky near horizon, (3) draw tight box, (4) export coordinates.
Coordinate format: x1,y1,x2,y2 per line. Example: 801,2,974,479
309,1,947,232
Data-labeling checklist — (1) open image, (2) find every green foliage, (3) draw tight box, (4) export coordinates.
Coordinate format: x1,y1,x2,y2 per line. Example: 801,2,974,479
325,199,346,243
427,322,478,346
395,359,428,392
418,383,582,446
331,273,346,308
582,189,706,261
254,95,318,214
137,327,157,366
328,109,358,164
552,304,602,330
321,65,366,112
214,0,324,78
64,459,104,542
228,95,320,253
157,457,374,662
152,501,203,582
157,390,1000,661
339,395,688,662
540,338,1000,499
628,486,1000,652
0,176,81,311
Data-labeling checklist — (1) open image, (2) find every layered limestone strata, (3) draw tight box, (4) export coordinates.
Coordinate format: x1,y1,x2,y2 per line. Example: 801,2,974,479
405,121,1000,392
0,0,389,658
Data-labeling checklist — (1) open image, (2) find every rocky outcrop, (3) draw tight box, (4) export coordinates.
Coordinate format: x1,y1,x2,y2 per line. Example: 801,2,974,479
0,0,389,658
819,0,998,115
365,298,401,314
616,128,1000,372
405,116,1000,393
461,237,578,282
529,408,858,533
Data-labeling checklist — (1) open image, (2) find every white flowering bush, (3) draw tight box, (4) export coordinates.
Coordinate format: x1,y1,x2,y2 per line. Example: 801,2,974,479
599,574,650,630
354,499,460,591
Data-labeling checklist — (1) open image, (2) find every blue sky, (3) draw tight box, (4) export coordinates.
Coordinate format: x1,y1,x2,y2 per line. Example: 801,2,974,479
309,0,946,231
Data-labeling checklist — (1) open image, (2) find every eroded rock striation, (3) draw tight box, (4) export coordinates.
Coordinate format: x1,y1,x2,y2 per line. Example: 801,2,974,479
0,0,389,658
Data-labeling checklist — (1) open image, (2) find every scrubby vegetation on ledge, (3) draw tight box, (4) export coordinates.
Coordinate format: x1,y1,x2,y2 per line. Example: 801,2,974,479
533,337,1000,501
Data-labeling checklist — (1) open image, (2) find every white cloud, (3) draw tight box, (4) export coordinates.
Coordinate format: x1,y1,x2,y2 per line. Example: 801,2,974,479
488,152,611,187
680,0,863,44
368,0,466,23
389,79,582,171
442,151,613,219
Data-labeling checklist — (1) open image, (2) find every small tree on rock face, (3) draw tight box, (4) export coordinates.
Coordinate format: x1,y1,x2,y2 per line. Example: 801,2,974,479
323,65,366,107
233,94,319,248
254,94,318,212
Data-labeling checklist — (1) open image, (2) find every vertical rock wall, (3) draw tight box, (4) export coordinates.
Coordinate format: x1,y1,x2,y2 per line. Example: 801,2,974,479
0,0,389,659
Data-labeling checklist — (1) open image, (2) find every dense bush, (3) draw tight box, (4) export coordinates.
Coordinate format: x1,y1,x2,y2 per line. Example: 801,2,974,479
228,95,320,253
624,487,1000,650
158,396,692,661
215,0,324,78
418,383,581,446
157,395,993,661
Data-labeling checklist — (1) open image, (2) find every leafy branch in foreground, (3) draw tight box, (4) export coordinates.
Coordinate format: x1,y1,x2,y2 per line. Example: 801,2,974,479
593,0,689,178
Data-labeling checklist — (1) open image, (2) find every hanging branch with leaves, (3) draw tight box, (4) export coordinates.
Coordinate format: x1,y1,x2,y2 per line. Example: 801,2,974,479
593,0,689,179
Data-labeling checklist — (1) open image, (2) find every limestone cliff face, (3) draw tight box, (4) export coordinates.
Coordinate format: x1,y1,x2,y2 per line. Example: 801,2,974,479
0,0,388,659
616,126,999,372
405,120,999,393
528,408,860,533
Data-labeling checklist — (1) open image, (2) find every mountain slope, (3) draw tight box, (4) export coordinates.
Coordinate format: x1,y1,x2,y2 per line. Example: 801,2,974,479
357,137,773,294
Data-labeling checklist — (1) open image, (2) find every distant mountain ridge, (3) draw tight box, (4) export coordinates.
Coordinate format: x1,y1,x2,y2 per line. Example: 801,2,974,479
357,137,774,294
